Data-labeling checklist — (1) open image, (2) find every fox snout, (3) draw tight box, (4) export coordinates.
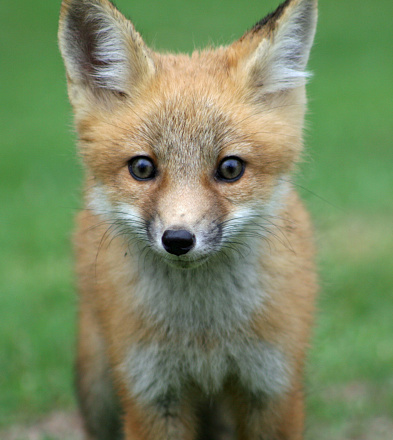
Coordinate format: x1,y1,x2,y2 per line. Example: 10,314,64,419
147,200,224,263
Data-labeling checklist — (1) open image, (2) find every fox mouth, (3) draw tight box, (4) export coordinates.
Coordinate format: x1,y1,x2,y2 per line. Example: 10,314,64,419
162,255,209,269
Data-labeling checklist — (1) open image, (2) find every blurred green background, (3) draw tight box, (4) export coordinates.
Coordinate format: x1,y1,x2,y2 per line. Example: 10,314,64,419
1,0,392,438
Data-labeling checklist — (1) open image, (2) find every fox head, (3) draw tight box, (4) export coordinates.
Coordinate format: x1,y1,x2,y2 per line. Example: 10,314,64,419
59,0,317,268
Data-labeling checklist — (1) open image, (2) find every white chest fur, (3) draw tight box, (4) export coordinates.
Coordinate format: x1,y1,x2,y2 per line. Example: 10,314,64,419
122,337,290,405
120,255,291,404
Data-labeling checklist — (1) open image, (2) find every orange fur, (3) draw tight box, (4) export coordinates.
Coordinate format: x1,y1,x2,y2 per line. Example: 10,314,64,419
59,0,318,439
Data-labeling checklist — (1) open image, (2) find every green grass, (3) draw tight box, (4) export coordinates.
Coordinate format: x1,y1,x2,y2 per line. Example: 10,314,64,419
1,0,392,436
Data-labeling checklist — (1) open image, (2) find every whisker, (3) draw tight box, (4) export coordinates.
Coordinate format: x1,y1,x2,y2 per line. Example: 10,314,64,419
282,178,341,210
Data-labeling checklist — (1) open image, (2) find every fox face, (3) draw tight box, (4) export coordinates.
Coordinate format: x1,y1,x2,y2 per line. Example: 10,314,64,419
87,90,297,269
59,0,316,270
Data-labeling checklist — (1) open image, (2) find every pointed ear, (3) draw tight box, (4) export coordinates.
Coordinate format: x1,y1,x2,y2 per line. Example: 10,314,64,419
234,0,317,97
58,0,155,107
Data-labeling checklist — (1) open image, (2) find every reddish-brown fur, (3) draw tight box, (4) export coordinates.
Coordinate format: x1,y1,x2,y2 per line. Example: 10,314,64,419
59,0,318,439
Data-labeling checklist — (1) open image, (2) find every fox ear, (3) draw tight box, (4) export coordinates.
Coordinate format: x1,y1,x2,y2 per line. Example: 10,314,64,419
58,0,155,106
234,0,317,97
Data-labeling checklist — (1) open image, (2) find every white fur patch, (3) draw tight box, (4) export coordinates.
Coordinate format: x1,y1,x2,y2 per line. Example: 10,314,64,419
122,339,290,404
89,11,131,92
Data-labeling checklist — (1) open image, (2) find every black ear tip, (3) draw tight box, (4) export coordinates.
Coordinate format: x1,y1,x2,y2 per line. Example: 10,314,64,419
246,0,316,38
247,0,291,36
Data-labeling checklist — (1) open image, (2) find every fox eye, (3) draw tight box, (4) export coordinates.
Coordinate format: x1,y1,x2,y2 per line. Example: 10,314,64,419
128,156,156,181
216,156,245,182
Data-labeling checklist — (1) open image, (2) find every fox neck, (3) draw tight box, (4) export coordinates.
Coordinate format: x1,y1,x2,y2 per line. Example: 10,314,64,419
126,238,266,337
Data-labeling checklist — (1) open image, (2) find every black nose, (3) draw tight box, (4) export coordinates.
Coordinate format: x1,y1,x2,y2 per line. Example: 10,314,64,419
162,229,195,256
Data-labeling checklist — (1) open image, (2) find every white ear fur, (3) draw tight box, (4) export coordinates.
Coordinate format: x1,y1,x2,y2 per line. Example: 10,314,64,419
58,0,155,100
245,0,317,95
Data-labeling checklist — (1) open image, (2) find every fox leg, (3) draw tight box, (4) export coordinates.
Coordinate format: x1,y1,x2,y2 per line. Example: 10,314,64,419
121,395,198,440
76,306,123,440
232,388,305,440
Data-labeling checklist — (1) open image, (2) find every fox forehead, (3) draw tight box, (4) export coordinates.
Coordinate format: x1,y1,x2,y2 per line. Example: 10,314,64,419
132,95,249,167
132,48,301,158
121,49,251,156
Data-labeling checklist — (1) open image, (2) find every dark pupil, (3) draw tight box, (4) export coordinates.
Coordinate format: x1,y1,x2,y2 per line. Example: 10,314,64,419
220,159,242,179
132,158,153,179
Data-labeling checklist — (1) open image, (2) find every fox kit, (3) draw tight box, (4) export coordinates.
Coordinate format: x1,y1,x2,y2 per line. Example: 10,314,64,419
59,0,318,438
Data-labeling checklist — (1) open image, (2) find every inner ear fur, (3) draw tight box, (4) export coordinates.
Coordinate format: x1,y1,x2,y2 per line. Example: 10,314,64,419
231,0,318,97
58,0,155,105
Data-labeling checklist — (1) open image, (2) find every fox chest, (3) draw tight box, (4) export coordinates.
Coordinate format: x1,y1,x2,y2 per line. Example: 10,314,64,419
121,338,290,405
120,252,290,404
